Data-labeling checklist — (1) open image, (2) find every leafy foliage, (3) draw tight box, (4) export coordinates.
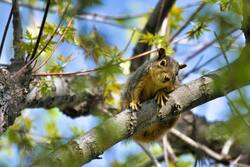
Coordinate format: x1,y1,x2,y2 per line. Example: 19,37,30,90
78,29,112,63
70,76,97,94
47,54,73,72
169,5,184,32
216,0,243,14
37,78,55,96
186,22,210,40
21,28,56,57
139,32,174,54
1,0,250,166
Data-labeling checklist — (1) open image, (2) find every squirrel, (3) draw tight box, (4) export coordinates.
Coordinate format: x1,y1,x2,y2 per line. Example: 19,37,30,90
121,48,187,143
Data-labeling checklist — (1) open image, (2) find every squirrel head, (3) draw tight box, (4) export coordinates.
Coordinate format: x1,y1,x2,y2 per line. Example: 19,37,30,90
149,48,187,89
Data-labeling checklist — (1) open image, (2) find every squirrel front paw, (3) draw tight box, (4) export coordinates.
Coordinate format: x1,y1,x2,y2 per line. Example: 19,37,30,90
155,91,169,107
129,101,141,111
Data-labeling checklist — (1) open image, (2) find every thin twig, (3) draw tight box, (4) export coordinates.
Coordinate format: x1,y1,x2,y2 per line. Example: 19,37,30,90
162,135,169,166
181,53,220,80
162,135,177,166
189,54,205,72
214,31,250,128
77,15,140,30
13,2,69,77
137,143,161,167
170,34,190,45
182,31,242,80
184,29,237,63
79,11,149,21
237,89,250,113
33,48,160,77
31,2,70,62
32,18,74,72
226,96,250,127
216,31,250,113
184,40,217,63
213,32,230,66
169,2,206,43
0,5,13,58
0,0,140,30
1,0,148,21
230,156,250,167
28,0,51,61
170,128,231,163
221,137,234,155
120,29,136,54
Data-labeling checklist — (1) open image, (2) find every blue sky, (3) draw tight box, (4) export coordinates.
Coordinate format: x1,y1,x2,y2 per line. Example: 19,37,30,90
0,0,247,166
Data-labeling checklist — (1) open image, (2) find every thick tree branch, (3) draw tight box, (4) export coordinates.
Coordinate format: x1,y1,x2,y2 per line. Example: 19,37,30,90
0,0,30,134
31,57,250,166
9,0,25,72
0,0,57,134
25,78,107,118
0,0,249,165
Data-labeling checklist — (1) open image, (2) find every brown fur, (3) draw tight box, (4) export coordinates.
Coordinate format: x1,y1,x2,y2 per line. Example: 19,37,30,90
133,116,179,142
121,51,186,143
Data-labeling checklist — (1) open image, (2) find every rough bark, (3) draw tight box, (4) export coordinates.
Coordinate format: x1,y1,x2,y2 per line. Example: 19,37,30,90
0,0,250,165
0,0,30,133
9,0,25,72
31,57,250,166
0,0,199,133
26,77,110,118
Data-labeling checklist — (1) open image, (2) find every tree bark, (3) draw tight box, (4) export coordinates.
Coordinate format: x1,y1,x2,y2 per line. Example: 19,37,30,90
0,0,28,133
31,58,250,166
0,0,250,165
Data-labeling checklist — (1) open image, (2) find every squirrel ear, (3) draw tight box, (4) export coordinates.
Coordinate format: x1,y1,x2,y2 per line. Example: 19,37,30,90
158,48,166,60
179,63,187,69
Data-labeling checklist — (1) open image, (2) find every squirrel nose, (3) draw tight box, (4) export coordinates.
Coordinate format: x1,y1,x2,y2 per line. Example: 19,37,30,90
163,76,170,82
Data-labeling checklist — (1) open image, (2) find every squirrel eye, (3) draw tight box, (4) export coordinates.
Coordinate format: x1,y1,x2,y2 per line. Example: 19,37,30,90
159,60,166,66
175,71,179,76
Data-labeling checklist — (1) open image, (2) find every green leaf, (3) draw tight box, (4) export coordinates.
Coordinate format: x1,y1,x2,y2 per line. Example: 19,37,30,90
170,5,184,31
78,30,112,64
48,108,60,119
37,78,55,96
139,32,171,50
47,62,63,72
70,76,97,94
45,122,60,139
219,0,242,14
186,22,210,40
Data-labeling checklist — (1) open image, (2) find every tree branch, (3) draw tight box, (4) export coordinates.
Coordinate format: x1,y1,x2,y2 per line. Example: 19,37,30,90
138,143,161,167
0,0,139,30
31,57,250,166
9,0,24,72
26,82,107,118
170,128,231,164
0,0,30,134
